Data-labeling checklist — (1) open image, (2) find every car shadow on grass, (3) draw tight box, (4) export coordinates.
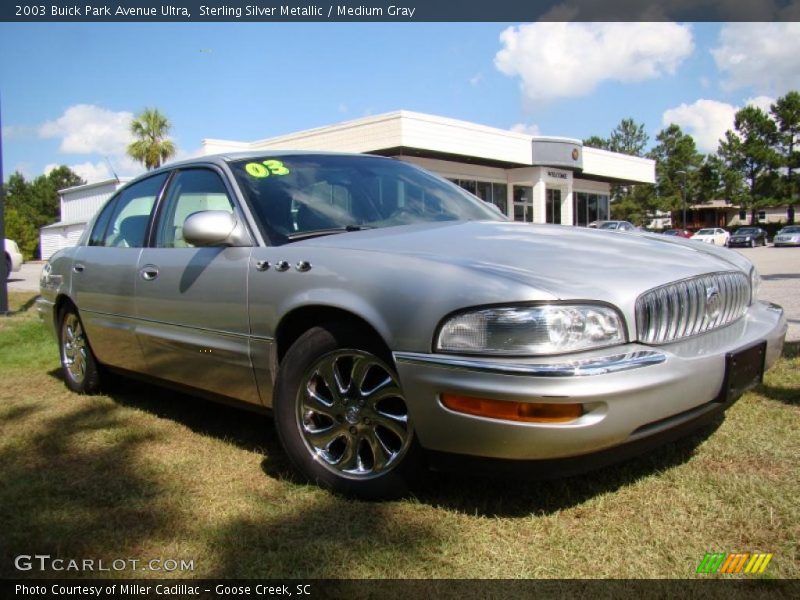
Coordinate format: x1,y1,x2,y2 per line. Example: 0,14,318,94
0,392,177,579
411,418,722,518
45,368,729,519
755,341,800,407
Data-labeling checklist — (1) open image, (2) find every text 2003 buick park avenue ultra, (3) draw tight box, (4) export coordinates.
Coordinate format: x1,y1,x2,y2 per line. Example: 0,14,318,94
37,153,787,498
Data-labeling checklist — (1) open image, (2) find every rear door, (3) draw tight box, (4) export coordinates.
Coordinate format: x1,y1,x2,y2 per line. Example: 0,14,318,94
71,173,169,371
135,167,259,404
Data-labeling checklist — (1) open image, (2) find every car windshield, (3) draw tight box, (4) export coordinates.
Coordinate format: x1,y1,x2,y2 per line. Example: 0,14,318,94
779,226,800,233
735,228,759,234
229,154,502,244
598,222,619,230
696,229,715,235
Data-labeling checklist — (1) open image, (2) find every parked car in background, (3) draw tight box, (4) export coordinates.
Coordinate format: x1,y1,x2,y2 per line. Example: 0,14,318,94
662,229,692,239
691,228,730,246
4,238,23,279
591,220,636,232
773,225,800,247
727,227,767,248
37,152,786,499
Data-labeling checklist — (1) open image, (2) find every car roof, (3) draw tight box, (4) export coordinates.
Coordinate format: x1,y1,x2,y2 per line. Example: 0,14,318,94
123,150,393,187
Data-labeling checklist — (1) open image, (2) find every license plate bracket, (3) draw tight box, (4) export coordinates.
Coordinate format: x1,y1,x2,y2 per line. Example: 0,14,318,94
722,341,766,403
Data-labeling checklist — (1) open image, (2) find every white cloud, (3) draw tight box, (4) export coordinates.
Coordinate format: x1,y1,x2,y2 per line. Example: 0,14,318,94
510,123,541,136
494,22,694,104
469,73,483,87
45,161,112,183
712,23,800,95
661,95,777,154
662,99,737,153
2,124,36,140
39,104,133,155
744,95,776,114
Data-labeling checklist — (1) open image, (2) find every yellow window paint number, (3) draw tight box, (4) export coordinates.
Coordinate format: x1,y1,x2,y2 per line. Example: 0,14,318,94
245,160,291,178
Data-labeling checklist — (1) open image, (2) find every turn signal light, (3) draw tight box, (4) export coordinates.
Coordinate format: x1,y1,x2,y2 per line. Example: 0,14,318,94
441,393,583,423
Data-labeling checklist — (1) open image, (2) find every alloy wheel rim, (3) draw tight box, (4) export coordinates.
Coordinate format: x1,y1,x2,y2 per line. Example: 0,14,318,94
296,350,411,479
61,314,87,384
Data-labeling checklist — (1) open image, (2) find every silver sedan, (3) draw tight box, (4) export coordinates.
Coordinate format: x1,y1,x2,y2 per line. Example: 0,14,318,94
37,152,787,498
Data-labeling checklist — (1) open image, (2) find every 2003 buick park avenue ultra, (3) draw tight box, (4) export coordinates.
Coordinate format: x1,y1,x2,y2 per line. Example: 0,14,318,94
37,152,787,498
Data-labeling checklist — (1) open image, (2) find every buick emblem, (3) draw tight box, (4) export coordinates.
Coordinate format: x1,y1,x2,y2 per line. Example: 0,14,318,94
705,285,721,320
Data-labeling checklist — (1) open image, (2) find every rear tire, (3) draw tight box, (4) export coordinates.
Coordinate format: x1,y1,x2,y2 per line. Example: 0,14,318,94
273,323,423,499
58,305,101,394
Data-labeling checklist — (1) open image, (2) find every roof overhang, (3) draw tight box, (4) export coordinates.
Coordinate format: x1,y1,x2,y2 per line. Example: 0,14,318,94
202,110,655,185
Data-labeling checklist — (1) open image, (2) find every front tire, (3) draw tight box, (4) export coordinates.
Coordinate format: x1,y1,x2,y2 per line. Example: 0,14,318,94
273,324,422,499
58,306,101,394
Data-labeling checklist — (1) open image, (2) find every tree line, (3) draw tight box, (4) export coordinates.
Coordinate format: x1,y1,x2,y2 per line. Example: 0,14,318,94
3,109,176,259
585,90,799,228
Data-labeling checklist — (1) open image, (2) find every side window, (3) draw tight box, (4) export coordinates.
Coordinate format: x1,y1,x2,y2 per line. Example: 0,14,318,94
88,196,118,246
101,174,168,248
155,169,235,248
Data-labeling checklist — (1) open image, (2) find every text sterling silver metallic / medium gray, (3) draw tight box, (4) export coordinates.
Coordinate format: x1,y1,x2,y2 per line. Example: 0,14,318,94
37,152,787,499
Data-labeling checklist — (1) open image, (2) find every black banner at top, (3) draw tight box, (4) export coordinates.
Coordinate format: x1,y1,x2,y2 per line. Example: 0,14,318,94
2,0,799,22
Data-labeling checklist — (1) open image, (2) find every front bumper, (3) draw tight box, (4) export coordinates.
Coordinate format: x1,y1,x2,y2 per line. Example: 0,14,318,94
394,301,786,462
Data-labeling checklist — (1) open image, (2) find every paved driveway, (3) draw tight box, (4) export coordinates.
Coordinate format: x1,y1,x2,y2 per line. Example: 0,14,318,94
732,246,800,342
6,246,800,340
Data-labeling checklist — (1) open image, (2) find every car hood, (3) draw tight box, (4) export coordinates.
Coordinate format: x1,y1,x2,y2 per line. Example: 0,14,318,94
298,221,752,303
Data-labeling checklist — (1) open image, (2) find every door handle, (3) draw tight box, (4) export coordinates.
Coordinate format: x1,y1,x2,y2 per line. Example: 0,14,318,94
139,266,159,281
73,263,85,273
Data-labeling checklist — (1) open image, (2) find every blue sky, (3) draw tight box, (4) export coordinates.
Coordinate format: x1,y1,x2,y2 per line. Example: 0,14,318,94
1,21,799,182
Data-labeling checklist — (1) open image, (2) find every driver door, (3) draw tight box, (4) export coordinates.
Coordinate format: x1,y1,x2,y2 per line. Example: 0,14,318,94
135,167,259,404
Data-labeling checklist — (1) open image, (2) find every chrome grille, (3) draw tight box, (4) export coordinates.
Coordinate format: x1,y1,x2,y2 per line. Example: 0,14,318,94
635,272,750,344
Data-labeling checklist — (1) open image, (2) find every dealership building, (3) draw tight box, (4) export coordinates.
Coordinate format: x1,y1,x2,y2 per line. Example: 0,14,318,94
41,111,655,259
203,111,655,226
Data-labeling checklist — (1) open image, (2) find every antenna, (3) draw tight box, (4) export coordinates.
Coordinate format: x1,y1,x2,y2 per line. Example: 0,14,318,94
104,156,120,182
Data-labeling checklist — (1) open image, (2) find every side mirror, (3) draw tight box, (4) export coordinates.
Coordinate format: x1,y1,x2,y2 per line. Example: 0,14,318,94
182,211,251,247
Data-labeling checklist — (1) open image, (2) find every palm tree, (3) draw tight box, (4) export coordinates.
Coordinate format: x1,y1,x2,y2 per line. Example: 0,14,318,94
127,108,177,170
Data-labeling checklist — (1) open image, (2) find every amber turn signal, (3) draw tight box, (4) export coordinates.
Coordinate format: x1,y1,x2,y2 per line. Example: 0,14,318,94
441,393,583,423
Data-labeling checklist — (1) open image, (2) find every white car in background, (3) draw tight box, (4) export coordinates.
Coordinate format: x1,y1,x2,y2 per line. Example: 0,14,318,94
4,239,23,279
691,228,730,247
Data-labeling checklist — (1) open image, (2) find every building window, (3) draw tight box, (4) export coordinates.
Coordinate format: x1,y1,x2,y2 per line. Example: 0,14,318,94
449,178,507,215
758,210,766,223
573,192,609,226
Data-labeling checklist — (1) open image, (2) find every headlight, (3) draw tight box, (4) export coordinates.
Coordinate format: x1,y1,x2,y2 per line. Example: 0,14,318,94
750,266,760,305
436,304,625,356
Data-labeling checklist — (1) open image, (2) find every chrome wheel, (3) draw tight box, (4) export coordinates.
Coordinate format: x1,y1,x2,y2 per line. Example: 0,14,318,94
296,350,411,479
61,313,87,385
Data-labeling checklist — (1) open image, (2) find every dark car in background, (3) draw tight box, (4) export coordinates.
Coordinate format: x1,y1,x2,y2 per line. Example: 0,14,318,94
727,227,768,248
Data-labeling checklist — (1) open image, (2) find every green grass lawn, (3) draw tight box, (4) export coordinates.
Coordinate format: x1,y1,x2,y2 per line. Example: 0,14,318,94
1,292,798,579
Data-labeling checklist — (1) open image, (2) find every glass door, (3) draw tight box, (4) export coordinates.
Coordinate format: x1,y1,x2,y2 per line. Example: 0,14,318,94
546,188,562,224
513,185,533,222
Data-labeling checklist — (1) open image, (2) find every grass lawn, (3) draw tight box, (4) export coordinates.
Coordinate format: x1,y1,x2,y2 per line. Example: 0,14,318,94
1,291,798,579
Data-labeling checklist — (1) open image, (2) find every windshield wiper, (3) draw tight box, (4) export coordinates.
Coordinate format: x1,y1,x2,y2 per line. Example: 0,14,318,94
286,225,372,241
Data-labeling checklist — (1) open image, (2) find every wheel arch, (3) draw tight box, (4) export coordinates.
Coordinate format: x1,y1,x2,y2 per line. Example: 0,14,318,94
53,294,79,332
275,304,393,366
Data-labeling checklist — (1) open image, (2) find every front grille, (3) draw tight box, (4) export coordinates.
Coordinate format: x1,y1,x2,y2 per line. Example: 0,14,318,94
635,272,750,344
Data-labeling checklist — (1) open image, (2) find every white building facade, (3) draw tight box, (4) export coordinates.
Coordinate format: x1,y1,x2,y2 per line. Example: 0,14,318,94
203,111,656,226
40,178,130,260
